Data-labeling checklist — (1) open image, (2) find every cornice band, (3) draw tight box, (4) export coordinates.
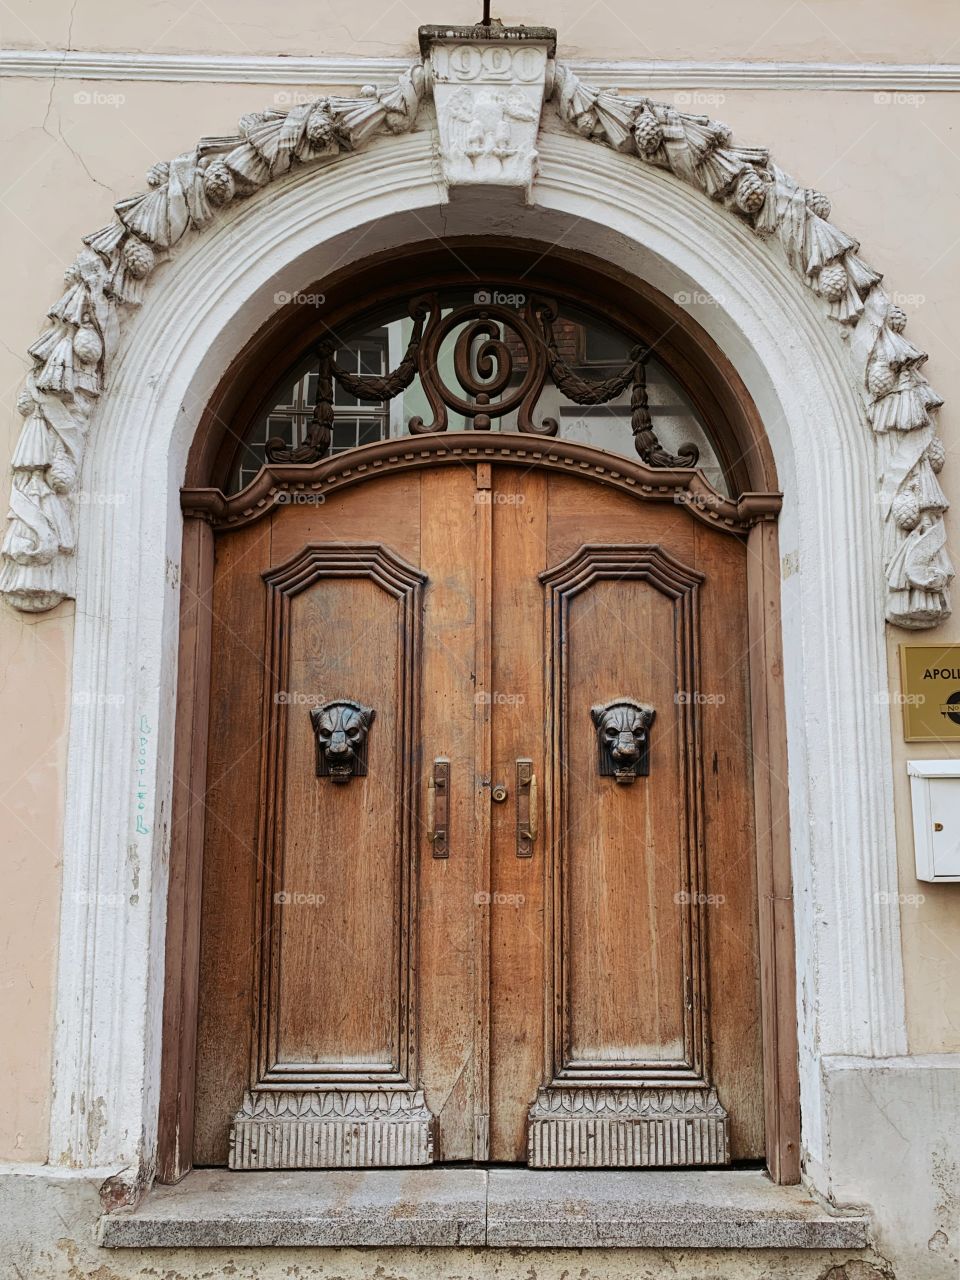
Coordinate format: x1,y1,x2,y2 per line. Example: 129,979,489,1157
3,48,958,92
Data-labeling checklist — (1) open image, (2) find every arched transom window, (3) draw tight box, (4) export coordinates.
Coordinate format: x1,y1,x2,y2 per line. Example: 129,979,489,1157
226,288,731,496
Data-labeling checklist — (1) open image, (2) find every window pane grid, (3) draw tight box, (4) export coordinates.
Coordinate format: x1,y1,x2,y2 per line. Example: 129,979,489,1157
232,336,391,492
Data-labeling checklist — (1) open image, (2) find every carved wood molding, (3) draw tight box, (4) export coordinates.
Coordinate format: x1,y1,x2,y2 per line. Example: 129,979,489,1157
232,541,432,1167
1,24,948,629
528,1085,729,1169
256,541,425,1087
262,540,427,598
230,1088,435,1170
539,543,713,1099
181,434,780,535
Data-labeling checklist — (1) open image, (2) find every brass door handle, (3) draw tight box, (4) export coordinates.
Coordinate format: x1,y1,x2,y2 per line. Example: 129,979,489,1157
517,759,537,858
427,758,450,858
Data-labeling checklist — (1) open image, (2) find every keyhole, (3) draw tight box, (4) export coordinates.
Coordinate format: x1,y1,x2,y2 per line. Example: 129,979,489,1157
492,784,508,803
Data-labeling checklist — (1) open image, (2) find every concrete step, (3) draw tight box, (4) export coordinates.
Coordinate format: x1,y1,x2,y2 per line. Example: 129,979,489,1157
99,1166,870,1251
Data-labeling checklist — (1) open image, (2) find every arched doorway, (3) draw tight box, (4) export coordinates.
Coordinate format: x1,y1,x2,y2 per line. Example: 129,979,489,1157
163,243,797,1180
33,62,915,1218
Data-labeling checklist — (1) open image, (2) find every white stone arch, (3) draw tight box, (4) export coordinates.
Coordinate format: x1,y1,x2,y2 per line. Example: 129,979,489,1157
43,124,907,1198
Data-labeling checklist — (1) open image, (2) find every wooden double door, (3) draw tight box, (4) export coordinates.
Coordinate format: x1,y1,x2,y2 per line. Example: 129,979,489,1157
194,458,764,1169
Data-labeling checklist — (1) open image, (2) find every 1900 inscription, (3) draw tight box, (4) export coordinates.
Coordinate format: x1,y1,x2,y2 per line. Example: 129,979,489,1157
433,43,547,84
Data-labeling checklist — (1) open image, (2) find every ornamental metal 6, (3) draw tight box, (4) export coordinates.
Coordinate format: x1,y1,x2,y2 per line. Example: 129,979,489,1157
265,293,699,469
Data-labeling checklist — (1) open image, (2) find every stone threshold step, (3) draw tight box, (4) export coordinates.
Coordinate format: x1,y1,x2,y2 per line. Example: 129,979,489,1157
99,1168,870,1250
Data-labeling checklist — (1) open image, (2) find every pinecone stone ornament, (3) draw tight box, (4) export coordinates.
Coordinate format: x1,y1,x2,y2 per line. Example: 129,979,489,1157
892,488,921,531
887,305,908,333
868,360,897,397
48,446,76,493
818,263,848,302
633,110,663,156
203,159,236,206
926,437,946,472
735,167,767,214
805,188,832,219
122,237,156,279
73,323,103,365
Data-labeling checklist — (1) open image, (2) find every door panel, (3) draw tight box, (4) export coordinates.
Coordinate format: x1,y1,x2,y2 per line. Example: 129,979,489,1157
194,522,270,1166
522,474,763,1166
275,576,404,1070
418,466,484,1160
529,541,726,1167
563,574,687,1067
194,459,764,1170
230,540,431,1168
489,467,548,1162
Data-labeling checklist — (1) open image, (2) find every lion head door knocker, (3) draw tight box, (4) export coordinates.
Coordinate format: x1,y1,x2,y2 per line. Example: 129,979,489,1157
591,698,656,784
310,699,375,783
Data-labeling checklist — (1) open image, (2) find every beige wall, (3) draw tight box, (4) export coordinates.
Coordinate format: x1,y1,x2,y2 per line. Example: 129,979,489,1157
2,0,959,62
2,6,960,1161
0,602,70,1160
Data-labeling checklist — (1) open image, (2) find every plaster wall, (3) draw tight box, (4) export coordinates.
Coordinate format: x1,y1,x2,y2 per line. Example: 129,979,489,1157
3,0,959,64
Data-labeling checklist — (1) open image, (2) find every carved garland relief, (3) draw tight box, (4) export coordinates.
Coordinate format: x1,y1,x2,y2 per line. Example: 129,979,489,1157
0,24,949,628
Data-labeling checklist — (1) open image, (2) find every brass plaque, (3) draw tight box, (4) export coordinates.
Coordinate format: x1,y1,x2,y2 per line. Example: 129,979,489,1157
899,645,960,741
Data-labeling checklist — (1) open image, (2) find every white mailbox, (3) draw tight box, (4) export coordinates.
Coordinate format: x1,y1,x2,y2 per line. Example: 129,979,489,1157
908,760,960,883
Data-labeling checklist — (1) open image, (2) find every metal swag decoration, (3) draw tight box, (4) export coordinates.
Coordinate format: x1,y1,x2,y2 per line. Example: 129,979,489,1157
591,698,656,783
310,699,376,783
266,294,699,468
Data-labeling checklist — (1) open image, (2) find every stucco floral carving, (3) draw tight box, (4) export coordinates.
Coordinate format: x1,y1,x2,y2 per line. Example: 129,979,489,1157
1,42,950,628
0,67,426,612
550,64,951,627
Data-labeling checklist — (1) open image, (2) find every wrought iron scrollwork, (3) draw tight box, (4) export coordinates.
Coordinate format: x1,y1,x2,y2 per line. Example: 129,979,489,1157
409,295,550,433
266,292,700,468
